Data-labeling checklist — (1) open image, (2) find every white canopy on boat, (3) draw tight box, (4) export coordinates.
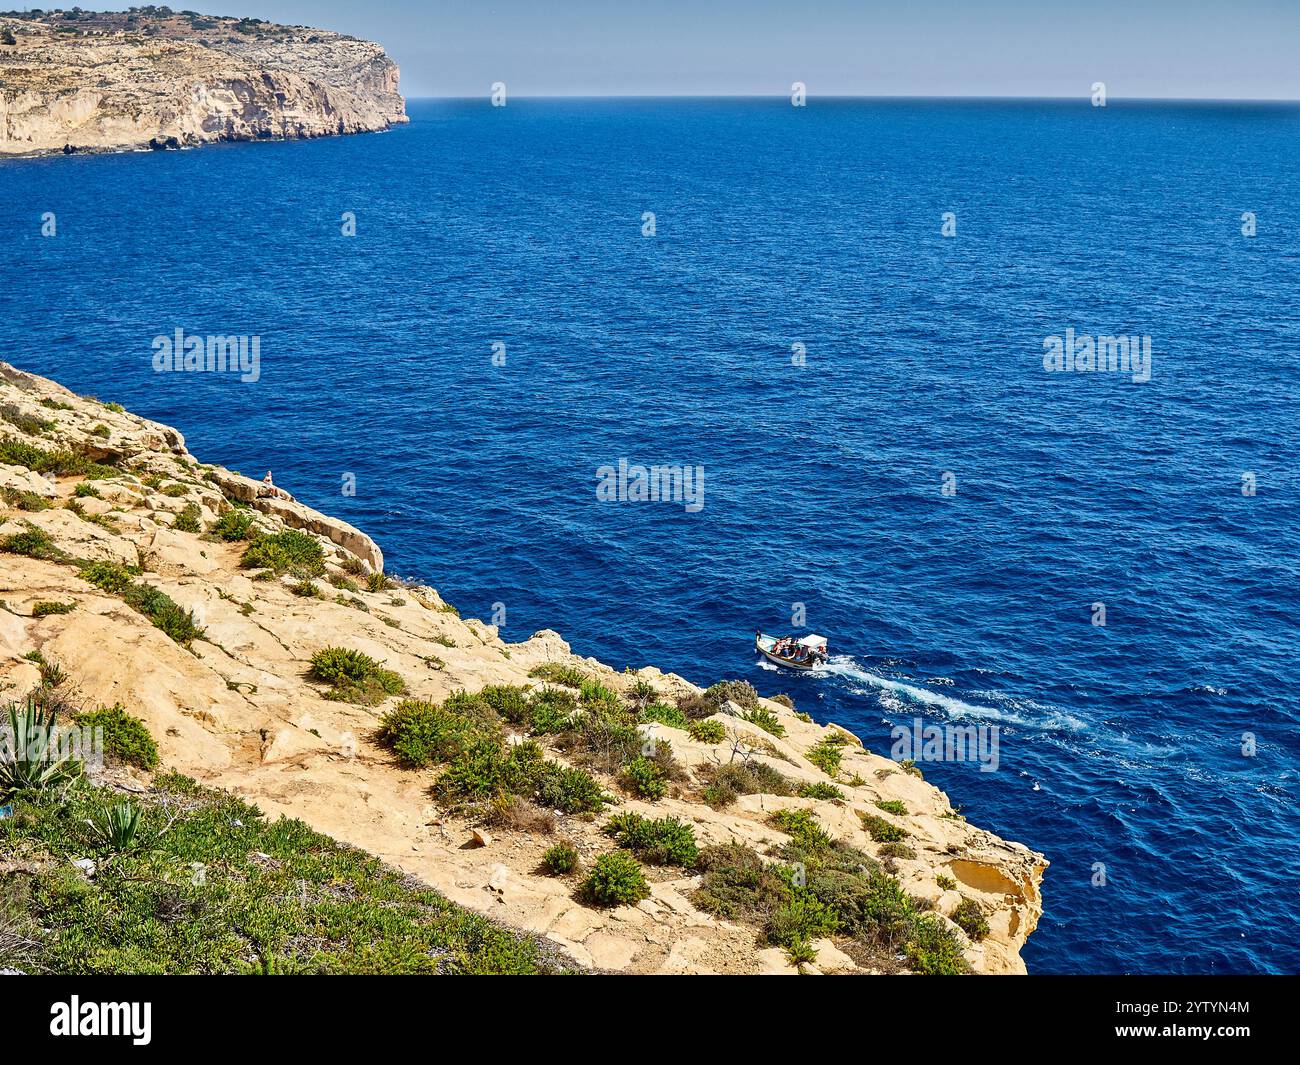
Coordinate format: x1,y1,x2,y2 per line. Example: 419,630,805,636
798,634,827,649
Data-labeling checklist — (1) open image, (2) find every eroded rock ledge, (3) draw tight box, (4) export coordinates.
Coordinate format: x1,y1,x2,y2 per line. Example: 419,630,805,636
0,10,406,157
0,361,1048,974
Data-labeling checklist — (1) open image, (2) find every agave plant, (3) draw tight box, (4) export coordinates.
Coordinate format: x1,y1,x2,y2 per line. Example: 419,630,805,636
0,697,82,802
88,801,142,853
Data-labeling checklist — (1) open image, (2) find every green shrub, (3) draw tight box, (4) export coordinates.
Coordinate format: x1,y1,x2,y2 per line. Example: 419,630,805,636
703,679,759,710
172,502,201,532
879,842,917,859
365,571,394,592
73,482,101,499
785,938,817,968
527,662,588,687
798,781,844,801
160,483,188,497
309,646,405,704
31,600,76,617
687,719,726,743
700,760,795,808
2,487,51,511
2,523,63,560
692,843,792,921
904,914,969,974
209,508,256,541
765,893,839,948
769,693,795,709
950,897,990,942
533,762,611,814
640,701,688,730
936,874,957,891
77,559,138,594
579,851,650,907
603,812,698,866
477,684,531,727
541,841,579,875
75,704,159,770
0,436,116,478
770,808,836,853
860,812,908,843
806,737,843,777
121,583,205,646
875,799,908,816
621,756,667,800
527,687,578,734
241,530,325,575
742,706,785,737
376,696,501,769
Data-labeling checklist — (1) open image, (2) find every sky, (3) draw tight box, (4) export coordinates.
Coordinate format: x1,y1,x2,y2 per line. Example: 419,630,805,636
137,2,1300,99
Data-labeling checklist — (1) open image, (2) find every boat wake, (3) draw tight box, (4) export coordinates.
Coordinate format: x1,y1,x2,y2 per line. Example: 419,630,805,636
816,656,1087,733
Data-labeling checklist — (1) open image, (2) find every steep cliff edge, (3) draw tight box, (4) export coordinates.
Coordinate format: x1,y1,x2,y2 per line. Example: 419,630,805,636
0,362,1048,974
0,9,406,156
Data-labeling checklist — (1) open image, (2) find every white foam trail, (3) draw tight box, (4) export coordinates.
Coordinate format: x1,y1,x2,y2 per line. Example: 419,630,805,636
818,657,1085,732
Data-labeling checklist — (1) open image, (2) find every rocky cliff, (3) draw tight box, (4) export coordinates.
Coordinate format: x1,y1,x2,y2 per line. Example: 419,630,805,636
0,362,1048,974
0,9,406,156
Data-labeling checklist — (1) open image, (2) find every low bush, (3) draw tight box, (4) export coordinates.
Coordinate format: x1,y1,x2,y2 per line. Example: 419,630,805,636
527,662,588,688
741,706,785,737
209,508,257,542
1,523,63,561
74,705,159,770
765,893,839,948
310,646,405,704
31,600,75,617
950,897,990,942
699,759,795,808
640,701,689,730
602,812,698,866
2,487,51,511
687,719,725,743
579,851,650,907
376,695,501,768
798,781,845,801
769,808,835,852
620,756,667,800
540,840,579,875
860,812,908,843
875,799,908,816
122,583,205,646
77,559,138,595
172,502,201,532
241,530,324,576
703,679,760,711
806,737,843,777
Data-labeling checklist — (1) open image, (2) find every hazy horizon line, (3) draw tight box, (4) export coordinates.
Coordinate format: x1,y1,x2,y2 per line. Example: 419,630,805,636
407,92,1300,105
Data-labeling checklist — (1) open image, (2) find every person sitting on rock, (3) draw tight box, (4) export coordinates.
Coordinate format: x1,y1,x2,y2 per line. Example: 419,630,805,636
258,470,294,501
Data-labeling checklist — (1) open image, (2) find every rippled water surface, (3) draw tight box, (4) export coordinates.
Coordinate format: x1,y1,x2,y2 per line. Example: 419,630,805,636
4,98,1298,973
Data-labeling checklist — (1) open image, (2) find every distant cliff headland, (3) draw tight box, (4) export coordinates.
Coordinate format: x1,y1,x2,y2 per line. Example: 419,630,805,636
0,7,407,156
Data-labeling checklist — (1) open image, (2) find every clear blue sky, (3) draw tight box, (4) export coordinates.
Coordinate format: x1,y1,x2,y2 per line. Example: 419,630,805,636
225,2,1298,99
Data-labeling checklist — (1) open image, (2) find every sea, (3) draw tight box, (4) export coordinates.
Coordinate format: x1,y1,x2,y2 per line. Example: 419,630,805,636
4,97,1297,974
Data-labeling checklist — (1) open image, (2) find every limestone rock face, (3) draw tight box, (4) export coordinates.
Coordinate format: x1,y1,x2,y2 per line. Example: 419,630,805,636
0,10,406,157
0,360,1048,975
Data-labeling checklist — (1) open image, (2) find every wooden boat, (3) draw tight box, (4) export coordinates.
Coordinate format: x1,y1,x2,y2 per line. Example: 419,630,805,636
755,631,828,670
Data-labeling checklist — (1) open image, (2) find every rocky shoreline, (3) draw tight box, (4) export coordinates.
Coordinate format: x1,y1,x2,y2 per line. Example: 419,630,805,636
0,10,406,157
0,361,1047,974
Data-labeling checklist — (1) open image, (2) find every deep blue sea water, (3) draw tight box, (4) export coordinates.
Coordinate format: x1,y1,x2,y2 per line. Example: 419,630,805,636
4,98,1298,974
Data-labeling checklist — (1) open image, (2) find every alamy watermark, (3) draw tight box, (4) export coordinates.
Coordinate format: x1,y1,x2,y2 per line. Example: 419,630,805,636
595,459,705,512
1042,328,1151,383
891,717,1000,773
152,327,261,383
